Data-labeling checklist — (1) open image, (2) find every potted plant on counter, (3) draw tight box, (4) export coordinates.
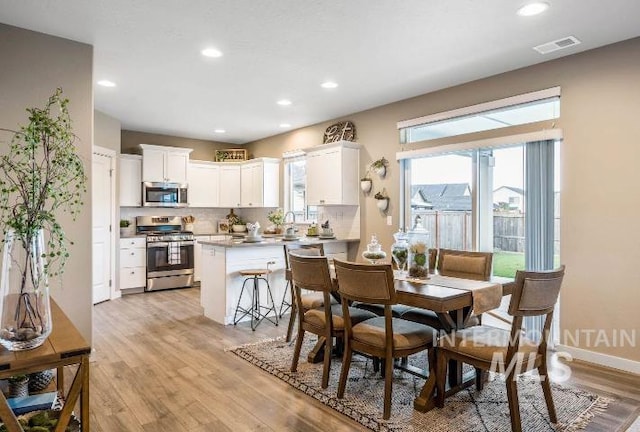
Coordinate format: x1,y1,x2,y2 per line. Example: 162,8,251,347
267,208,285,234
0,88,87,351
120,219,132,236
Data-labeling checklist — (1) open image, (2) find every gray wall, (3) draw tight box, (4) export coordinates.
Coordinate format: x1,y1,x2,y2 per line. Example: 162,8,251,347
121,130,233,161
0,23,93,343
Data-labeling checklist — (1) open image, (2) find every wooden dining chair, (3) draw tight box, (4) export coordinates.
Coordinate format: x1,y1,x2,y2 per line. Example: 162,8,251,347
401,249,493,330
280,243,328,342
289,254,376,388
334,259,437,420
436,266,565,432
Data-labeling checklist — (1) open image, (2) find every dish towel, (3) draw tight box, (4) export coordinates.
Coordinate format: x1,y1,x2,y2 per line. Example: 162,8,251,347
168,242,181,265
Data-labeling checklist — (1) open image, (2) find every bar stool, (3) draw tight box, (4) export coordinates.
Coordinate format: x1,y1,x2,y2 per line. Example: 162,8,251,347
233,262,279,331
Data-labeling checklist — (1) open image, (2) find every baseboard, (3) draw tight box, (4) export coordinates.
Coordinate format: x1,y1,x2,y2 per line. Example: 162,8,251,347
556,344,640,375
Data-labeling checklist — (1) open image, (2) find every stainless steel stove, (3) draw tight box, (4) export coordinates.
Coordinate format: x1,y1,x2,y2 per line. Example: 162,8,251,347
136,216,194,291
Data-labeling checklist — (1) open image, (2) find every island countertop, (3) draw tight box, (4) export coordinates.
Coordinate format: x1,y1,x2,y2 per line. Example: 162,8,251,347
199,237,359,248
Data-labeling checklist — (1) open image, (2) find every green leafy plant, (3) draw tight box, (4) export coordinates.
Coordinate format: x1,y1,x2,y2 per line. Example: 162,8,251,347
371,157,388,169
374,191,388,200
267,208,285,226
119,219,131,228
0,88,87,345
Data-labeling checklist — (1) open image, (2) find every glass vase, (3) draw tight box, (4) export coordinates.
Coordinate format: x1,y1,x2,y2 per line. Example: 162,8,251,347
0,229,52,351
391,230,409,276
408,230,430,279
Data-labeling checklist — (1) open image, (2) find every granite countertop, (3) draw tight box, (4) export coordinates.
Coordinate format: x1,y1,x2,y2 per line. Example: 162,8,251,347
199,237,359,248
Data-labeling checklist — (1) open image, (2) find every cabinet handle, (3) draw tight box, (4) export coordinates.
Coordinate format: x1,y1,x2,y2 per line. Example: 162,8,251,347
131,252,135,255
131,271,135,274
130,241,135,245
320,199,325,204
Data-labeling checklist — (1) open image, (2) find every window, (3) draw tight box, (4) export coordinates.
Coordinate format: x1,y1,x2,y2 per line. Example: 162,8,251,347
284,155,317,222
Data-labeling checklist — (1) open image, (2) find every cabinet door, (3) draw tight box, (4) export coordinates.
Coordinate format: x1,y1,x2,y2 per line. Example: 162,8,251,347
166,151,189,183
142,148,166,182
189,163,219,207
307,148,342,205
193,235,210,282
241,163,263,207
119,156,142,206
219,165,241,207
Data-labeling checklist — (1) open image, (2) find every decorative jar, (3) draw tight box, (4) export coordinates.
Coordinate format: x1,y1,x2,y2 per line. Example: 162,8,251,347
362,234,387,264
391,230,409,276
408,229,430,279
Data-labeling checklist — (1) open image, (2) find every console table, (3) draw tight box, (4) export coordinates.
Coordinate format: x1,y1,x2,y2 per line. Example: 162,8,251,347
0,300,91,431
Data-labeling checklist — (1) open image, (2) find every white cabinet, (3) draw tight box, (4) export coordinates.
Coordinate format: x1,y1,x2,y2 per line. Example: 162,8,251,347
305,141,360,206
193,235,210,283
218,164,242,208
119,155,142,207
140,144,192,183
240,158,280,207
119,237,146,290
189,161,220,207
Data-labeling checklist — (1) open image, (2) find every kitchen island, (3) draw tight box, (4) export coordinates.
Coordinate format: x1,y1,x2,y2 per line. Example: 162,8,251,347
199,237,358,325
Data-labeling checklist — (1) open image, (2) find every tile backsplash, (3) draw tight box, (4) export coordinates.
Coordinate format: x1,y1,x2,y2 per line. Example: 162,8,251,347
120,205,360,239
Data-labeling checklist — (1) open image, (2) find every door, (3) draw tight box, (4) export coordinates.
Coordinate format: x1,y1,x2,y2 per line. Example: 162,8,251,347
219,164,241,207
142,148,166,182
166,151,189,183
189,163,219,207
119,155,142,206
92,150,114,304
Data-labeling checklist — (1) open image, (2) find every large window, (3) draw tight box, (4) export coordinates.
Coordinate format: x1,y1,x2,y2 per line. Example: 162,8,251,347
284,156,317,222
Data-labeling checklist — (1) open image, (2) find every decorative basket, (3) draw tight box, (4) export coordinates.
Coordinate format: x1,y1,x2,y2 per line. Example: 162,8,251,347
29,369,55,393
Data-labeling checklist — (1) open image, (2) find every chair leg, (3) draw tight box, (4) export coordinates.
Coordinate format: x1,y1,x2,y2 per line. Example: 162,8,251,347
505,373,522,432
436,349,447,408
538,362,557,423
233,277,252,325
321,336,332,389
337,343,353,399
383,354,394,420
290,327,305,372
285,301,297,343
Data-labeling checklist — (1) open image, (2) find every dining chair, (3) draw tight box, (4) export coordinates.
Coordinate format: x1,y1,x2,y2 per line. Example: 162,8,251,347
280,243,328,342
289,254,376,389
334,259,437,420
435,266,565,432
401,249,493,330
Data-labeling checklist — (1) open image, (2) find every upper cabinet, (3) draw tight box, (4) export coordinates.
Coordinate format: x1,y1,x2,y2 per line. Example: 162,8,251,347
119,155,142,207
140,144,192,183
188,161,220,207
305,141,360,206
240,158,279,207
218,164,242,208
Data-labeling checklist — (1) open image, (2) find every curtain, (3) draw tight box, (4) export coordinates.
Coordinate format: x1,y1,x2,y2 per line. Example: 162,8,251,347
524,139,556,342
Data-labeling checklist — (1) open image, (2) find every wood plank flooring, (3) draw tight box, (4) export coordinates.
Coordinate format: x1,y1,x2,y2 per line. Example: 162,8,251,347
91,287,640,431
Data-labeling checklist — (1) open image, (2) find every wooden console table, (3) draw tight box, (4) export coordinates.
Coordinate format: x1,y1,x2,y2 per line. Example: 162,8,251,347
0,300,91,431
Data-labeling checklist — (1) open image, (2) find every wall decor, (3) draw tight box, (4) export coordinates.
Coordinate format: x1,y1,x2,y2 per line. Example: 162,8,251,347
371,157,388,178
360,169,372,193
215,148,247,162
323,121,356,143
374,190,390,211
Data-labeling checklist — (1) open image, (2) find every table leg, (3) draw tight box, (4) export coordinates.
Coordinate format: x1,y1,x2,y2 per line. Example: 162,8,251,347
80,356,90,432
413,349,438,412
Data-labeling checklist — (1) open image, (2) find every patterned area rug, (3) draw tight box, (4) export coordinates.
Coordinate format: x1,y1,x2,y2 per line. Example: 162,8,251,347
228,337,612,432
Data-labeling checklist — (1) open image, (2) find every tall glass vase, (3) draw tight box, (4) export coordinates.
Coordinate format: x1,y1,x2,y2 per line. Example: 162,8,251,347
0,229,52,351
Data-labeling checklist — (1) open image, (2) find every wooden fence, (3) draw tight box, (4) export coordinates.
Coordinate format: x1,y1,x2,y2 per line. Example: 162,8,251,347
413,210,559,253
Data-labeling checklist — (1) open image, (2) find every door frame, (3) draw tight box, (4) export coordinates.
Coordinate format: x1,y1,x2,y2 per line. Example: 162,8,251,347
92,145,119,301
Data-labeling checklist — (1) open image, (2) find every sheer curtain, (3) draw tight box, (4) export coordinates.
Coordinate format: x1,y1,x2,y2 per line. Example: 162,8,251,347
524,139,556,342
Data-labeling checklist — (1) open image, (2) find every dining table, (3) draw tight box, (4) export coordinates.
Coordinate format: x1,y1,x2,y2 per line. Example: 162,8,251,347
307,269,515,413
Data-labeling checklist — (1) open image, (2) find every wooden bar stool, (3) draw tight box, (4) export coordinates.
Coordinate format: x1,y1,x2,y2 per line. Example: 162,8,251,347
233,264,279,331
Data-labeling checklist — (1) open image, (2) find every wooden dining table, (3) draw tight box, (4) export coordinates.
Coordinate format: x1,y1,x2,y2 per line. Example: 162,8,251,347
309,270,514,413
394,274,514,412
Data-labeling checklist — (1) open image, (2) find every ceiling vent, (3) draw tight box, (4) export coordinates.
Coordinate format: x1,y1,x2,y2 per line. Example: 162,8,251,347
533,36,582,54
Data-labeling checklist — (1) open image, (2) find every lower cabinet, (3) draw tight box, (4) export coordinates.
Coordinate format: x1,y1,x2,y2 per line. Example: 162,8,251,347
119,237,146,290
193,235,210,282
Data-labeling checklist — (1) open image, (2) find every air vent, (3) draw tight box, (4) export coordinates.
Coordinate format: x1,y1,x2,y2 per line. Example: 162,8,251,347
533,36,581,54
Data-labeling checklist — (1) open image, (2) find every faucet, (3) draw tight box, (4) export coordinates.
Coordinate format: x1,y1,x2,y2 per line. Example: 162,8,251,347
283,211,296,234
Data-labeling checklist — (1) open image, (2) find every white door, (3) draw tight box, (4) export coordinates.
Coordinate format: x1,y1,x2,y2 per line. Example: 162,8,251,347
142,148,166,182
166,151,189,183
219,164,241,207
92,152,113,304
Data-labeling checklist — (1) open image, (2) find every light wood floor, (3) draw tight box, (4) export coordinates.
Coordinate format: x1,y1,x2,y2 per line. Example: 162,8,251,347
91,287,640,431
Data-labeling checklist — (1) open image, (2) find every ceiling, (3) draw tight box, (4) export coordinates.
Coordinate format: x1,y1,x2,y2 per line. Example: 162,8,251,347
2,1,640,144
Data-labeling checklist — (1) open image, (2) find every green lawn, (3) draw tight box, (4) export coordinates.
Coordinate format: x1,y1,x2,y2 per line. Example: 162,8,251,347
492,251,561,277
493,251,525,278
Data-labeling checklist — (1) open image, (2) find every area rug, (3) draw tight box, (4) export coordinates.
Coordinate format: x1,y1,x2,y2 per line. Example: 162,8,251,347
228,337,612,432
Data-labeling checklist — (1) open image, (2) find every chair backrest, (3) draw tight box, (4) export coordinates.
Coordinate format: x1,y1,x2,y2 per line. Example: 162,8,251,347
428,248,437,273
508,266,565,317
288,253,333,293
437,249,493,281
333,259,396,305
283,243,324,270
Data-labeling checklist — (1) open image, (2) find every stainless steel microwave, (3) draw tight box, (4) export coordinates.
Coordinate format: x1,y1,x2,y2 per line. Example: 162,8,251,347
142,182,188,207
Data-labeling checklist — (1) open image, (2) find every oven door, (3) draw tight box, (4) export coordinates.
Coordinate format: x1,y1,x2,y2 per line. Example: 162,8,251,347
143,182,189,208
147,241,194,277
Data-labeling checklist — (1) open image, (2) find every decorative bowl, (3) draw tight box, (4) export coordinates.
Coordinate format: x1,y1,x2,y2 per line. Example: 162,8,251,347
232,224,247,233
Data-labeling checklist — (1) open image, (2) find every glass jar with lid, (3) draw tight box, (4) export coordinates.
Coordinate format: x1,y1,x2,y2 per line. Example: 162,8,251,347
391,230,409,276
362,234,387,264
408,227,430,279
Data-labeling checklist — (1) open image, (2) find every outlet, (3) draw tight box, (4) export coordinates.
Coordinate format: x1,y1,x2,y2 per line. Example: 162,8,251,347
386,215,393,226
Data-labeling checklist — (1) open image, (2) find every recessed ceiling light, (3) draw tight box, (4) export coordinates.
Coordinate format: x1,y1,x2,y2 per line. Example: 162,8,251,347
321,81,338,89
279,123,291,128
277,99,292,106
214,129,226,134
97,80,116,87
201,48,223,58
517,2,550,16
